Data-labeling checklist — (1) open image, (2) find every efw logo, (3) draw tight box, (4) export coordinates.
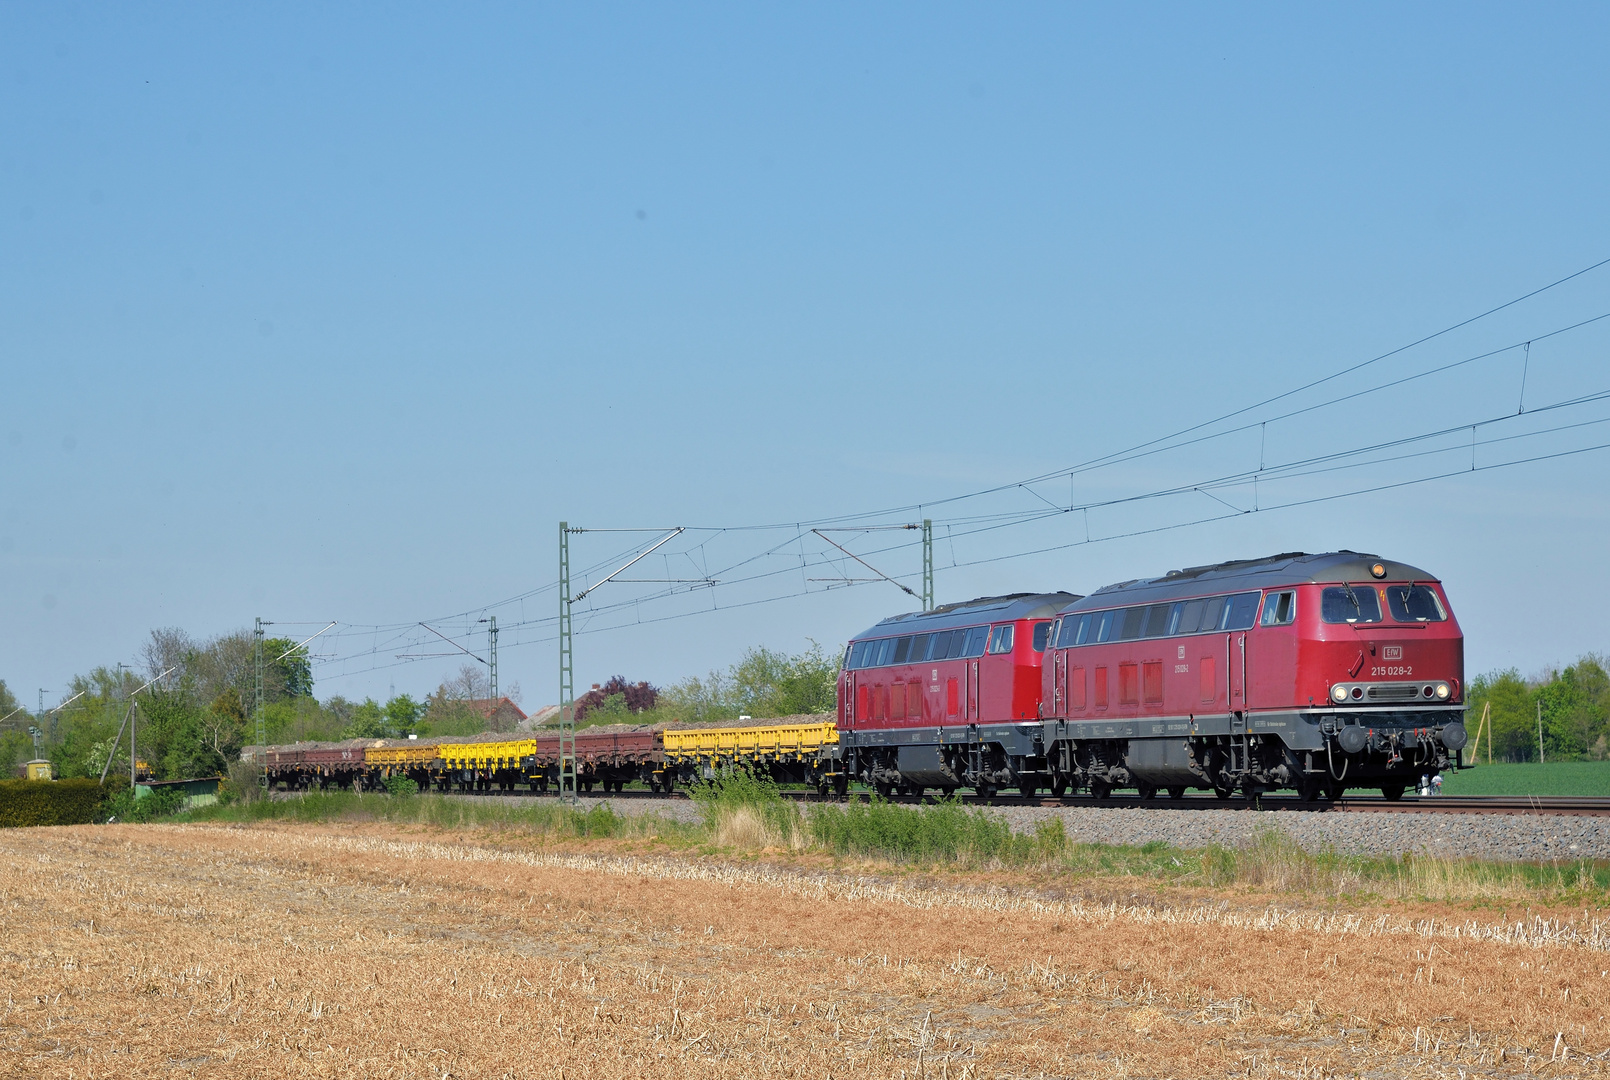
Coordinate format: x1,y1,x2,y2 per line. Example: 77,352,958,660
1382,646,1403,660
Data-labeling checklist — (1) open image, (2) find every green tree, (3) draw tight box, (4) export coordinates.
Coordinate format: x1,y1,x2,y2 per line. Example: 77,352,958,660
1465,669,1538,762
659,642,840,723
342,698,389,739
385,693,424,736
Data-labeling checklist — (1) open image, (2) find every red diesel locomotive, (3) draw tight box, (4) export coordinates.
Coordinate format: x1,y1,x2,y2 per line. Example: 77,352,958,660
832,552,1468,801
835,592,1076,797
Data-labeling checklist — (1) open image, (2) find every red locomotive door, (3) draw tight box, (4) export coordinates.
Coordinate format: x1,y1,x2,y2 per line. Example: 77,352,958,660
967,660,980,720
1052,650,1067,717
1227,634,1247,714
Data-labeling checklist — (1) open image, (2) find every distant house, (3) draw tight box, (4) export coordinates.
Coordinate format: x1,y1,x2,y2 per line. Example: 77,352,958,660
467,697,528,731
520,705,561,729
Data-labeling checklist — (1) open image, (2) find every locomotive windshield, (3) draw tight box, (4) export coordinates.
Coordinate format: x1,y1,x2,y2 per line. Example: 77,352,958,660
1387,584,1447,622
1321,585,1383,624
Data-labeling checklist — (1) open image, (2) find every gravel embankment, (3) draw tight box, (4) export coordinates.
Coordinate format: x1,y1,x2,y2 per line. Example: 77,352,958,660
562,794,1609,861
992,804,1610,861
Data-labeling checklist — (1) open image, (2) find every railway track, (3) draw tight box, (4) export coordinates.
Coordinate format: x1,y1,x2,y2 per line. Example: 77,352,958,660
438,787,1610,816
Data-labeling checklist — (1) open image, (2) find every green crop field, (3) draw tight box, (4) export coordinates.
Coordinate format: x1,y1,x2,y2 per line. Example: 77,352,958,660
1438,760,1610,797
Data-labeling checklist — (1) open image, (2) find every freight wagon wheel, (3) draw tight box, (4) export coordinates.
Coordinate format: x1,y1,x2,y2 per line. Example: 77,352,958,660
1136,784,1158,801
1325,781,1345,801
1089,780,1112,800
1213,786,1234,801
1295,778,1322,802
1018,782,1038,798
1167,786,1187,800
833,774,849,797
1379,784,1405,801
1049,779,1068,798
874,781,895,799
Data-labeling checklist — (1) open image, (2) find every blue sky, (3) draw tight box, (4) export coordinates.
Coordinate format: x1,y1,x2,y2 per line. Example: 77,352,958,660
4,3,1609,708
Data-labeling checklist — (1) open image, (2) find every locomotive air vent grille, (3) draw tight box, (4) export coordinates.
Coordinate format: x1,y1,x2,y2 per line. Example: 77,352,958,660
1365,683,1422,702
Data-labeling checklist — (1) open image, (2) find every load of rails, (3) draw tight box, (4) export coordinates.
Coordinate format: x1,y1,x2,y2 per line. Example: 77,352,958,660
248,720,840,794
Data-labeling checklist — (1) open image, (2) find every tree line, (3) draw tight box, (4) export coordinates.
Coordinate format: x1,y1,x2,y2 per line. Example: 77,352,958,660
1464,655,1610,762
0,629,841,781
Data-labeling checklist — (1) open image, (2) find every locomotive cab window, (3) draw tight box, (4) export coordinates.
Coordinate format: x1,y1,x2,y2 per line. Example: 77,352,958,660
1321,586,1382,624
1387,584,1447,622
1221,592,1260,631
1031,621,1051,652
1260,591,1296,627
988,624,1015,654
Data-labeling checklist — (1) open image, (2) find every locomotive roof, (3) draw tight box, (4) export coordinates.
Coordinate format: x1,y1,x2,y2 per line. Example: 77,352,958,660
1060,551,1439,612
851,591,1080,639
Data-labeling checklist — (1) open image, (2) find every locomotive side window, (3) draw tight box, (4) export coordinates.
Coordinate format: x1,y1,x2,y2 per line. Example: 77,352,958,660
848,641,871,669
1387,585,1447,622
1117,607,1145,641
1141,603,1173,638
1321,586,1382,624
1221,592,1260,631
961,626,990,656
909,633,931,663
1260,590,1296,627
875,638,897,666
1057,613,1089,647
1176,599,1205,634
1095,610,1118,642
1031,621,1051,652
1199,596,1224,632
988,625,1015,654
892,636,915,664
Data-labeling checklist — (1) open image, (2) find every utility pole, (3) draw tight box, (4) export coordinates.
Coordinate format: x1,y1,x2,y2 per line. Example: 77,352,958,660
488,615,498,705
921,519,934,611
1537,699,1545,764
558,523,576,803
254,617,267,786
557,523,683,803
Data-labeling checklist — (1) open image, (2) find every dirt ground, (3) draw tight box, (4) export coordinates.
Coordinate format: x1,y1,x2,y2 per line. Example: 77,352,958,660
1,823,1607,1078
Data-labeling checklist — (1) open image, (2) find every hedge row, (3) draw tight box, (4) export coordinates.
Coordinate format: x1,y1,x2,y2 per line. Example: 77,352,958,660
0,778,111,828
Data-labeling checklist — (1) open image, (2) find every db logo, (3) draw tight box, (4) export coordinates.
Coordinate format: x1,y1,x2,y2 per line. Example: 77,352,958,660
1383,646,1403,660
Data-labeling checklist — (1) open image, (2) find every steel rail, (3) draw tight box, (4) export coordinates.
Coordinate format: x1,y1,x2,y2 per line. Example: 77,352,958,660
403,787,1610,816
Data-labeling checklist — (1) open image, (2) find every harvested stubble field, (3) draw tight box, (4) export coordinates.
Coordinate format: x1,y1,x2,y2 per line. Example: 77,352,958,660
2,821,1607,1078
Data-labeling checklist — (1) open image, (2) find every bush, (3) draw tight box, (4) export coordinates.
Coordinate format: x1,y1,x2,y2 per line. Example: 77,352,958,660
383,775,420,797
0,778,112,827
102,785,188,824
807,794,1066,865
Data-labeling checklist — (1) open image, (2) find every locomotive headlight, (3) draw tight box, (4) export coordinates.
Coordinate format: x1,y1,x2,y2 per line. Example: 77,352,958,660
1331,684,1349,703
1435,682,1450,700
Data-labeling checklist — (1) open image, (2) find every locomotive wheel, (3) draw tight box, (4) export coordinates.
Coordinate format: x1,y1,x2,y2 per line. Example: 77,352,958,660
1380,784,1406,801
1090,780,1113,799
1137,784,1158,801
1167,785,1187,800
